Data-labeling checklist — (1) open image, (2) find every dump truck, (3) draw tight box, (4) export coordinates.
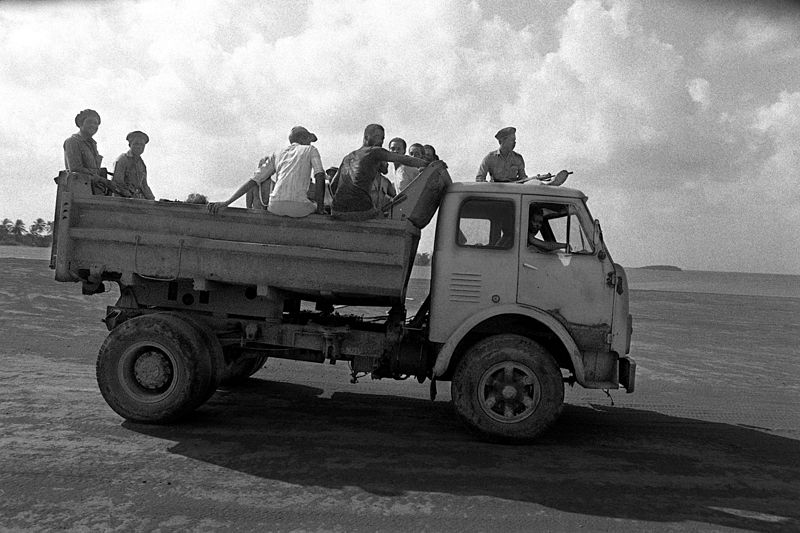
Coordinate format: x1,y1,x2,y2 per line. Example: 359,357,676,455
51,165,634,442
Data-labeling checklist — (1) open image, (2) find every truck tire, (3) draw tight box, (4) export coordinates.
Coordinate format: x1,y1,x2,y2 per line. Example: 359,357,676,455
96,313,217,423
162,312,225,401
451,334,564,443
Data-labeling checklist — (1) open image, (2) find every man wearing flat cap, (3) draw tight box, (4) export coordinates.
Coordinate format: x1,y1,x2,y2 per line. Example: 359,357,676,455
476,126,527,183
113,130,155,199
210,126,326,218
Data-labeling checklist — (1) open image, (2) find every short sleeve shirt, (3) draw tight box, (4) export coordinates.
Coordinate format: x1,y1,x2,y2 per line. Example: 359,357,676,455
254,143,324,203
386,163,420,192
476,149,526,182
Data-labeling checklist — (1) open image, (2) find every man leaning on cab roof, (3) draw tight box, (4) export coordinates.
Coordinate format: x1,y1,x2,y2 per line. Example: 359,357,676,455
476,126,527,183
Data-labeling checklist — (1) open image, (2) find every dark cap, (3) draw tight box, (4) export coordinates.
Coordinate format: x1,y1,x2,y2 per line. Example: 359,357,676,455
126,130,149,143
494,126,516,141
289,126,317,143
75,109,101,128
325,166,338,176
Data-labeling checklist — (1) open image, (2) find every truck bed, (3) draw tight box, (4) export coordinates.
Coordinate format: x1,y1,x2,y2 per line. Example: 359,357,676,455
52,174,420,307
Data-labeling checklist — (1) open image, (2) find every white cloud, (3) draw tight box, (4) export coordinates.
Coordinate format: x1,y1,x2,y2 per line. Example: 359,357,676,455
1,0,799,273
752,91,800,207
700,12,800,64
687,77,710,110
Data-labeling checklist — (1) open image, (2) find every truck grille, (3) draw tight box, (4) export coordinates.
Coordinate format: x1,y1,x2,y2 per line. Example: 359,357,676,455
449,272,482,303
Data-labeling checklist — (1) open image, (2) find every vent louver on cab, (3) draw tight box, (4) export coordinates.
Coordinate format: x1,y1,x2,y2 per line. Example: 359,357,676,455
449,272,482,302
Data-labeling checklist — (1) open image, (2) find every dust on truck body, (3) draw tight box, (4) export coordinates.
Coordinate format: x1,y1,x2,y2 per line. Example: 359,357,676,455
51,168,635,442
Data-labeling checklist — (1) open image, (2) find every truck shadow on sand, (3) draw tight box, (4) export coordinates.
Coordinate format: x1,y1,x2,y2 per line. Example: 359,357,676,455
125,378,800,532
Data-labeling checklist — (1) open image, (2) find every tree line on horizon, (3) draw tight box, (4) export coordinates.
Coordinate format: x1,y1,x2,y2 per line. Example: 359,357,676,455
1,218,54,247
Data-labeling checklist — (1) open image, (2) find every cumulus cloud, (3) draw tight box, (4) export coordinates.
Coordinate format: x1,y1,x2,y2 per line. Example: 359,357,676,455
0,0,798,273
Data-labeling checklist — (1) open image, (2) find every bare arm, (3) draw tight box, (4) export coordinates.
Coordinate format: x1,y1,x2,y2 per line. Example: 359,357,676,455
208,179,259,215
385,152,428,168
476,154,490,182
528,235,566,251
517,154,527,180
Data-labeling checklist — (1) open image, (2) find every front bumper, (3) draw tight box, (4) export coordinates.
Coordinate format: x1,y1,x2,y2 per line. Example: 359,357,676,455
619,357,636,393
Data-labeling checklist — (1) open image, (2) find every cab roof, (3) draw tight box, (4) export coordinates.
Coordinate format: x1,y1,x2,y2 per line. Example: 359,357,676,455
447,180,588,201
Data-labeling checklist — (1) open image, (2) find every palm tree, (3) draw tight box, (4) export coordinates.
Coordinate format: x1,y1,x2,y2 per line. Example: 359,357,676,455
9,219,27,241
45,220,54,235
30,218,47,237
1,218,11,235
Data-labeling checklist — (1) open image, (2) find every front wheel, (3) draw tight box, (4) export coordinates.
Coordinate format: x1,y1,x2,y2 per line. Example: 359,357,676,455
451,334,564,443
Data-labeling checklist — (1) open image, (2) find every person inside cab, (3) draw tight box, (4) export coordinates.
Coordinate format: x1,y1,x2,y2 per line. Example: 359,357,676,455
528,205,567,252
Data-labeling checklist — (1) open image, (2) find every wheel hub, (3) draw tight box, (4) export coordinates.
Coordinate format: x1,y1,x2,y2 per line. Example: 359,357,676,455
502,385,519,399
478,362,542,423
133,350,173,390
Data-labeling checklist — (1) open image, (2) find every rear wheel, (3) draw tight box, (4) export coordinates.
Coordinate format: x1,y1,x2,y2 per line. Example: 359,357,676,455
96,313,216,423
163,312,224,401
451,334,564,443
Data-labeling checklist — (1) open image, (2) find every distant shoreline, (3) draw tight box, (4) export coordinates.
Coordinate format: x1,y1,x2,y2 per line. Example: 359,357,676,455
639,265,682,271
4,248,799,281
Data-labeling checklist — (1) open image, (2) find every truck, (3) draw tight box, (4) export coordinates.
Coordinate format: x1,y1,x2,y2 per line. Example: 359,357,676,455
51,164,634,442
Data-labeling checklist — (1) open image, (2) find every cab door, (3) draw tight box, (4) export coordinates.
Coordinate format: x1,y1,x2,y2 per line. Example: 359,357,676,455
428,195,519,343
516,197,618,349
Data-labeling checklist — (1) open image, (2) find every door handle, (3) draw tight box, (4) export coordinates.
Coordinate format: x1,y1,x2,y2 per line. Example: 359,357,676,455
523,263,538,270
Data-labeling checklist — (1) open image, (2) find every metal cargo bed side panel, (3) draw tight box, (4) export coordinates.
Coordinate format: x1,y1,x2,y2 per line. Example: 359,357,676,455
54,194,420,304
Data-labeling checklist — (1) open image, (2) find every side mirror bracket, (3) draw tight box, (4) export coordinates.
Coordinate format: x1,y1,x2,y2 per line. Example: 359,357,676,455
593,219,602,246
594,219,607,260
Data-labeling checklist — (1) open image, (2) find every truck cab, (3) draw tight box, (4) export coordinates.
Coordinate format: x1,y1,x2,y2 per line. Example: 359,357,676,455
429,182,633,408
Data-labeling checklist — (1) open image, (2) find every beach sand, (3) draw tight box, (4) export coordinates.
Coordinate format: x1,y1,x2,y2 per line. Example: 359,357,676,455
1,257,799,531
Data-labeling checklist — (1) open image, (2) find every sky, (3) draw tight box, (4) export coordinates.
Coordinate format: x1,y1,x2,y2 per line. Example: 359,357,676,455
1,0,799,274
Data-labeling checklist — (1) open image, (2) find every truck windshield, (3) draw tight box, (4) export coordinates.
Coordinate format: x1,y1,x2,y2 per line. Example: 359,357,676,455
528,202,594,254
457,198,515,249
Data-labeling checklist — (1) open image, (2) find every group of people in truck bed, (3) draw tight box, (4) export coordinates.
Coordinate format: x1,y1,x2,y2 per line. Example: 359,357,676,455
63,108,539,221
207,123,447,221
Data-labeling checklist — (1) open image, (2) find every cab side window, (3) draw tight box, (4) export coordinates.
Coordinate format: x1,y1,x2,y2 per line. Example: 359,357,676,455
528,203,594,254
457,198,515,249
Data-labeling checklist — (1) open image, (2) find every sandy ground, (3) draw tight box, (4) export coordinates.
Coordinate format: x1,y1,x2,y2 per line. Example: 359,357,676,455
1,257,799,532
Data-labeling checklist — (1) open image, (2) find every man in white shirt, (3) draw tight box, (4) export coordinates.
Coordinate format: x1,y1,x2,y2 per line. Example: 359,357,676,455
386,137,420,192
209,126,326,217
